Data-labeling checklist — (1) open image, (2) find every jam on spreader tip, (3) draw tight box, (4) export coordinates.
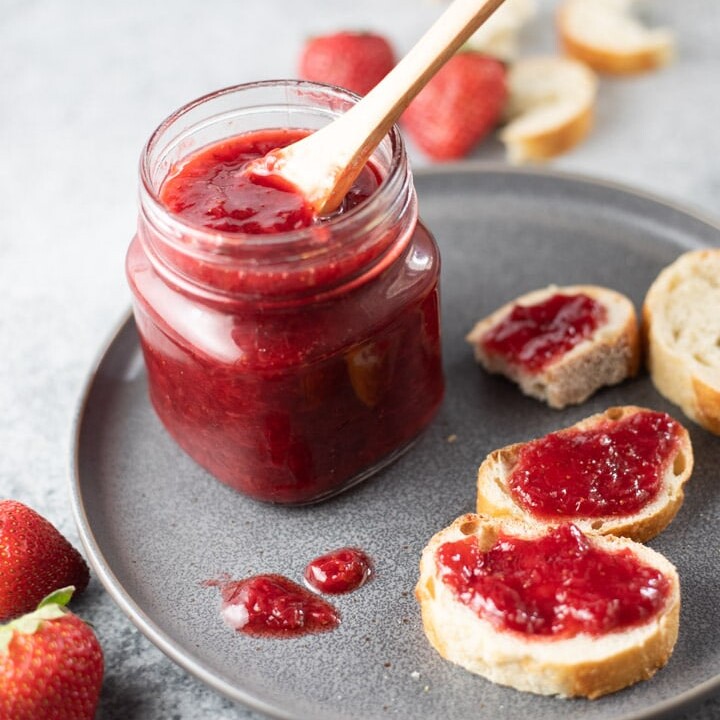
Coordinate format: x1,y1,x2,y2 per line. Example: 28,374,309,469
160,129,380,234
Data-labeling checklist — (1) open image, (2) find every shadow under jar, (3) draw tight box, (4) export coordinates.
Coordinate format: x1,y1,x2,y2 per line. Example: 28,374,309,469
126,81,444,504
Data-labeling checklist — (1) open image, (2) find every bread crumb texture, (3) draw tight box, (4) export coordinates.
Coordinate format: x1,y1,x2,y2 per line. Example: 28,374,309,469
644,249,720,434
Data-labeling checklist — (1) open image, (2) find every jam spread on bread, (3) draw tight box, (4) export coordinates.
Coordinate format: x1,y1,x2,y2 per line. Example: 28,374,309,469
304,547,373,594
479,292,607,371
508,410,683,518
217,574,339,637
436,524,670,638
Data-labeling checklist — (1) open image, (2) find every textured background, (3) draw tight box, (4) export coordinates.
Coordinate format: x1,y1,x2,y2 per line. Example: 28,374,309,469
1,0,719,718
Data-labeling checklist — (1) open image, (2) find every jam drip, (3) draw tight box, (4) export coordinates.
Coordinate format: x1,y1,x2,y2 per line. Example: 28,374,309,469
304,547,373,594
436,525,670,638
509,410,682,518
480,292,607,372
160,129,380,234
217,574,339,637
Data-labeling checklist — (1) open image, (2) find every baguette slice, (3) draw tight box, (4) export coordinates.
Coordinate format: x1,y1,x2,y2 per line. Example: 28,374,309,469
464,0,537,61
558,0,674,75
476,406,693,542
466,285,640,409
416,513,680,699
499,56,597,164
643,248,720,435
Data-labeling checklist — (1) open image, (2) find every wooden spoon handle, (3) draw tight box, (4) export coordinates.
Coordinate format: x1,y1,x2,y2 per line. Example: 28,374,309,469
266,0,507,214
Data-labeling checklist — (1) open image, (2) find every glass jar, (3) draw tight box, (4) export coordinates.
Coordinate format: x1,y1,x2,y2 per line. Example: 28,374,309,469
126,81,444,504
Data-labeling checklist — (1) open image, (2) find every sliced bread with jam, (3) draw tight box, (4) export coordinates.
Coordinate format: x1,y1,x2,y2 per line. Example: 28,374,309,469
475,405,693,543
466,284,640,408
643,248,720,435
416,513,680,699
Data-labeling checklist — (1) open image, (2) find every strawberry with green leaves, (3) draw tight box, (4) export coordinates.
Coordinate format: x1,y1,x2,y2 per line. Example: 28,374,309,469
403,51,508,161
0,587,103,720
0,500,90,621
299,31,395,97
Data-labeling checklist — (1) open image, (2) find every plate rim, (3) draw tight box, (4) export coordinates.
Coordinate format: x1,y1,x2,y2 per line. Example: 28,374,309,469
413,161,720,234
69,164,720,720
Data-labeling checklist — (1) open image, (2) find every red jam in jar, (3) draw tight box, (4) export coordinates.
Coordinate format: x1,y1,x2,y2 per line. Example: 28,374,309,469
436,524,671,638
217,575,339,637
304,547,373,594
508,410,683,519
480,292,607,371
127,81,444,504
159,128,380,235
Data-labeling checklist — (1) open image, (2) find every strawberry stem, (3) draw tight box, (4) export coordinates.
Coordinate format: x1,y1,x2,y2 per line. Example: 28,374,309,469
38,586,75,609
0,586,76,654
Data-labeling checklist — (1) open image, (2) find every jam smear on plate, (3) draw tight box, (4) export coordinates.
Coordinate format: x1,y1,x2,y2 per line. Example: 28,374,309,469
304,547,373,594
436,524,671,638
508,410,683,518
480,292,607,372
214,574,339,638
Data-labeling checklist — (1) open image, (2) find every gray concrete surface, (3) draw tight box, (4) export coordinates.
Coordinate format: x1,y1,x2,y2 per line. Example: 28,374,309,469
1,1,718,717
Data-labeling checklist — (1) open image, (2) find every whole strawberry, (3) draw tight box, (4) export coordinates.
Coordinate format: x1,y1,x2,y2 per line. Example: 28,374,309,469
0,588,103,720
403,52,508,160
299,31,395,96
0,500,90,620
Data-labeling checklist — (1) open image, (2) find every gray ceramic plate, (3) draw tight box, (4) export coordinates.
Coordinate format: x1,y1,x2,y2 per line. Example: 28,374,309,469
71,166,720,720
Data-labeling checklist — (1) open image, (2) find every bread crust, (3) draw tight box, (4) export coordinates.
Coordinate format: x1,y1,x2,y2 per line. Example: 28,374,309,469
558,30,672,75
476,406,693,542
499,56,597,163
466,285,640,409
557,0,674,75
416,514,680,699
464,0,537,62
643,249,720,435
503,104,593,162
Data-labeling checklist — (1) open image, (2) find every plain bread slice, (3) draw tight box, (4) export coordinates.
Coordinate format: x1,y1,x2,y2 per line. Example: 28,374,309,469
643,248,720,435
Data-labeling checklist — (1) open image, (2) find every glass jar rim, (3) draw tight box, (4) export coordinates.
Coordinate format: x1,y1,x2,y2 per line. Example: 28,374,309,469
138,79,410,255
